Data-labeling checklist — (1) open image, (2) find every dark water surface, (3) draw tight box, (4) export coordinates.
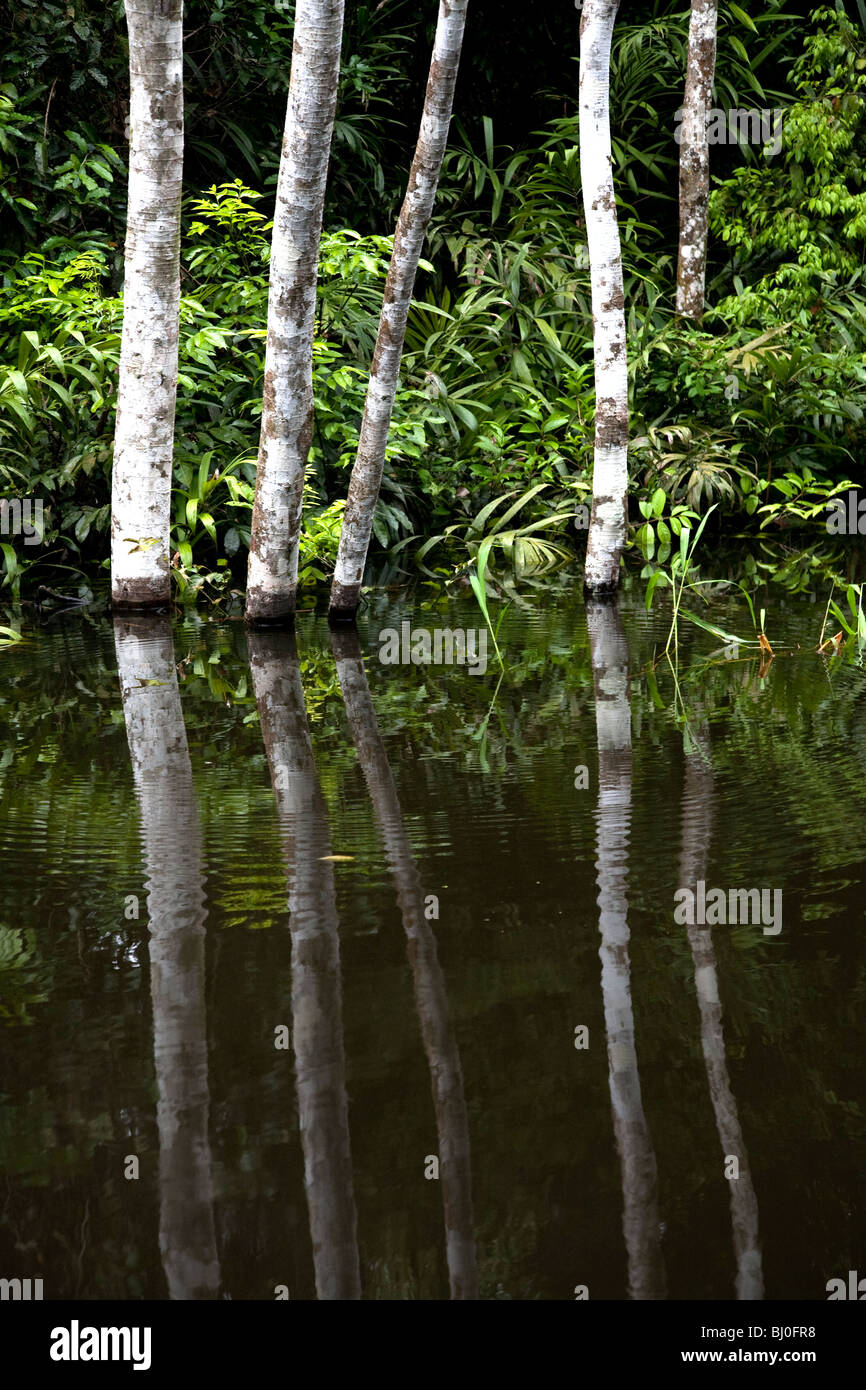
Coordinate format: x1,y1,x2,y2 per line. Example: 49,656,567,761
1,580,864,1299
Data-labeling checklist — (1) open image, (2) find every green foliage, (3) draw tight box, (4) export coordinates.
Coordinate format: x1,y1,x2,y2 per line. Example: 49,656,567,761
710,8,866,309
645,503,724,658
413,483,578,586
756,468,858,530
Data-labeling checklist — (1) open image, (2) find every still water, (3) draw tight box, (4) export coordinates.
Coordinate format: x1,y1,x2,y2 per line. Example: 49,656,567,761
0,578,864,1299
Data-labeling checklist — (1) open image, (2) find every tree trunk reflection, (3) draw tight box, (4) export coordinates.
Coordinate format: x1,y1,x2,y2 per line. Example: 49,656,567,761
114,614,220,1300
587,599,666,1300
249,630,361,1301
331,629,477,1300
679,726,764,1300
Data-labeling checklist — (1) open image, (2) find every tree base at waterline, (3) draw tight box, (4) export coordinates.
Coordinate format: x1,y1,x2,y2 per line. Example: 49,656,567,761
328,580,362,625
583,550,624,597
111,577,171,611
244,590,297,629
581,578,622,603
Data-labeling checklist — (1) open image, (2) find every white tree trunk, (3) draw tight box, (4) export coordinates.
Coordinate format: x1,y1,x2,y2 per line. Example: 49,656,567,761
329,0,469,621
331,629,477,1298
676,0,718,320
111,2,183,608
679,732,764,1300
114,614,221,1299
587,599,666,1299
248,631,361,1300
246,1,345,625
581,0,629,595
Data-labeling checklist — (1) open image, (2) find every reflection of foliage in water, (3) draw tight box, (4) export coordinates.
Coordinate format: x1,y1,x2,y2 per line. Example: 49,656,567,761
0,590,865,1295
0,925,47,1025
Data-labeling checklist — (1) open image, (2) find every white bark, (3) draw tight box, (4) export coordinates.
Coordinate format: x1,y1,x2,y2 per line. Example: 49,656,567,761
248,631,361,1300
111,2,183,608
588,600,666,1299
329,0,469,621
676,0,719,320
580,0,629,595
679,733,764,1300
246,1,345,624
114,614,220,1299
332,629,477,1298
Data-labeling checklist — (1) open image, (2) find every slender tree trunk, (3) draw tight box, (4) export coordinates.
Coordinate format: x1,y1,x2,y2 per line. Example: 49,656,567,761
114,614,221,1299
248,631,361,1300
678,728,764,1299
676,0,719,320
587,599,666,1299
245,1,345,626
580,0,629,596
328,1,469,622
111,2,183,609
331,630,477,1298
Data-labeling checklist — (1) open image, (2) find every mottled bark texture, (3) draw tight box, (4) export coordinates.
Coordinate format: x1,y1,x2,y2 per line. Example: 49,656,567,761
111,2,183,609
580,0,630,595
678,729,764,1299
248,631,361,1299
587,600,666,1299
246,1,345,625
331,629,477,1298
328,1,469,622
114,614,221,1299
676,0,718,320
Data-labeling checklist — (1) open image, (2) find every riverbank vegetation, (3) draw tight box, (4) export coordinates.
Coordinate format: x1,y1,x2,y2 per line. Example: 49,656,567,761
1,1,865,611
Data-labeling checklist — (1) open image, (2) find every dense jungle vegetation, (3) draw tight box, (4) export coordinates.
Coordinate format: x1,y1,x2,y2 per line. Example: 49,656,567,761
1,0,866,607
